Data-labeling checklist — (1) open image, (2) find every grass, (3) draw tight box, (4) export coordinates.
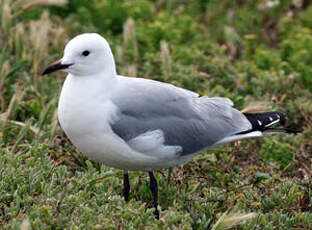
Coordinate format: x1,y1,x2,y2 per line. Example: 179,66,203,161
0,0,311,229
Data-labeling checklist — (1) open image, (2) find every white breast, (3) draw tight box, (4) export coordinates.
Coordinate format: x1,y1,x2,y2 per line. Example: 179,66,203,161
58,74,124,163
58,75,154,170
58,75,114,137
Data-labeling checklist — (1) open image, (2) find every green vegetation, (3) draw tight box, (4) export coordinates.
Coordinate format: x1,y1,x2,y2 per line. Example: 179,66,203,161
1,0,311,229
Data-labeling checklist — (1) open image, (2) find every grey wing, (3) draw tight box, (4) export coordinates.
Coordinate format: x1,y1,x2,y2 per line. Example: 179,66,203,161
110,76,251,156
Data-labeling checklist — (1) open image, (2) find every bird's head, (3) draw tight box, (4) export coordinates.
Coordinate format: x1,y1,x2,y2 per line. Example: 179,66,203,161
42,33,115,76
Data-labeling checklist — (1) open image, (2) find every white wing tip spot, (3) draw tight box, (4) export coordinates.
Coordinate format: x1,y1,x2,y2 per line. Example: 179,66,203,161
265,119,280,127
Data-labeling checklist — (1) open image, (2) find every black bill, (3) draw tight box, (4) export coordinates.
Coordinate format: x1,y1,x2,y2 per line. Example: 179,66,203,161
42,60,72,75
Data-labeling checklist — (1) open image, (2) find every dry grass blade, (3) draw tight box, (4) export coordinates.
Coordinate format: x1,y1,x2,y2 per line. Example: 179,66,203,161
49,108,59,141
126,64,137,77
29,11,50,57
123,18,136,51
160,40,172,79
241,101,271,113
8,120,42,135
0,91,23,133
12,0,68,18
212,211,257,230
301,162,312,177
122,18,139,76
78,171,115,190
20,218,30,230
56,179,69,216
11,0,28,10
0,90,42,136
1,2,11,31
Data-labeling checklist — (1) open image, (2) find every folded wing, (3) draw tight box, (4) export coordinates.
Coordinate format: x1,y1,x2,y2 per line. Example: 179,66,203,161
110,76,252,156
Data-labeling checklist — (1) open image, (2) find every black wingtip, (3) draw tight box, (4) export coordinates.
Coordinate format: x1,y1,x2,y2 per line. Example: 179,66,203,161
243,112,287,132
276,112,287,126
241,111,302,135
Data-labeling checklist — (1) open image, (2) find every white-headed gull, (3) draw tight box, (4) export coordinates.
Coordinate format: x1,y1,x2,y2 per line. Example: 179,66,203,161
42,33,297,219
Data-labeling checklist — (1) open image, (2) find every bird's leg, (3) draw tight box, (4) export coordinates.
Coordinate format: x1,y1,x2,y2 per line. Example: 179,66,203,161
148,171,159,219
123,171,130,202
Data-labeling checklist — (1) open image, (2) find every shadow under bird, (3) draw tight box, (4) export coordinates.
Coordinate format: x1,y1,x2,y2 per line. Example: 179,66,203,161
42,33,299,219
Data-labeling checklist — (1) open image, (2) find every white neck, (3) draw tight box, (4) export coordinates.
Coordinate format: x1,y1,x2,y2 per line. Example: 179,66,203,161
63,67,118,101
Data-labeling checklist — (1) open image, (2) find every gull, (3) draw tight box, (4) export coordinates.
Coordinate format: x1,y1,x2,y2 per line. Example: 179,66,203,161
42,33,297,219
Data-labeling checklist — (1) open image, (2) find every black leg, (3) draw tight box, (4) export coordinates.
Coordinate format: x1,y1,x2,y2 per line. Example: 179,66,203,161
148,171,159,219
123,171,130,202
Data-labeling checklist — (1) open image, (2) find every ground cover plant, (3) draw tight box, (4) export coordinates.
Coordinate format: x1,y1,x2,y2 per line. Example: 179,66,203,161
0,0,311,229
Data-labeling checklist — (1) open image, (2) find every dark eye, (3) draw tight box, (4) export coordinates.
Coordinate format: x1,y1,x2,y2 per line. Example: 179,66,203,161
82,50,90,56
